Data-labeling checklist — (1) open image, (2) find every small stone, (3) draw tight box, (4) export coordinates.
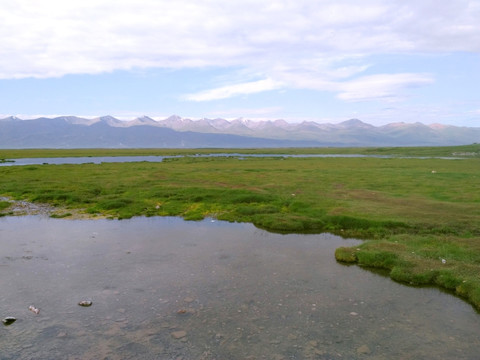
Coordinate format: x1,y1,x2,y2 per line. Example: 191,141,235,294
78,300,93,307
357,344,370,355
171,330,187,339
183,297,194,303
350,312,358,316
176,308,195,316
2,317,16,326
29,305,40,314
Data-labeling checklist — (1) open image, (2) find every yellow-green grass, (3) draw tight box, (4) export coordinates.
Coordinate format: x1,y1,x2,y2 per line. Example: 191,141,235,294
1,148,480,309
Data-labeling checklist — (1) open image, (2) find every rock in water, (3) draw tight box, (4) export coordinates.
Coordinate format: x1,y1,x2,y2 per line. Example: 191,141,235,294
78,300,93,307
357,344,371,355
171,330,187,339
2,317,16,326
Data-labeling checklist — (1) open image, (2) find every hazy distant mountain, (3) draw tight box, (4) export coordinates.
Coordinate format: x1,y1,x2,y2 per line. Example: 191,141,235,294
0,115,478,148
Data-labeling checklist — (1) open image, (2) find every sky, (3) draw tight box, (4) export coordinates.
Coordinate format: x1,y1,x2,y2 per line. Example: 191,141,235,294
0,0,479,126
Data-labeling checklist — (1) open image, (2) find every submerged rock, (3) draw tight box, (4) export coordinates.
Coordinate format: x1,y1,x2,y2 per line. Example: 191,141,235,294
78,300,93,307
176,308,195,316
171,330,187,339
357,344,371,355
2,317,16,326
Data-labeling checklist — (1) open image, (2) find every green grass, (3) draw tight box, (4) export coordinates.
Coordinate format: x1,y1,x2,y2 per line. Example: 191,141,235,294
0,201,10,211
0,143,479,158
1,146,480,310
335,233,480,309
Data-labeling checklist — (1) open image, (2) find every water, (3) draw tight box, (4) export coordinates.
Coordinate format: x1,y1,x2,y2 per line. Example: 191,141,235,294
0,156,170,166
0,153,464,166
1,216,479,359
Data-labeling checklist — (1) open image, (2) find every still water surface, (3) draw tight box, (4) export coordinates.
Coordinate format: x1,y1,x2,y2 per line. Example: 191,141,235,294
0,153,463,166
1,216,479,359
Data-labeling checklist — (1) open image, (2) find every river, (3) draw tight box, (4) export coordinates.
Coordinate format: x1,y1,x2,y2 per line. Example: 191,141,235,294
0,153,465,166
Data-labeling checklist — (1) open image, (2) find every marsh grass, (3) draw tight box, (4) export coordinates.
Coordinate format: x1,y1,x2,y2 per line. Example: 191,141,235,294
1,147,480,309
336,233,480,309
0,201,10,211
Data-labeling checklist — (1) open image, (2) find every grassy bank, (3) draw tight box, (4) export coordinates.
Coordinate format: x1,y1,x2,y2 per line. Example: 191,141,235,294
1,147,480,310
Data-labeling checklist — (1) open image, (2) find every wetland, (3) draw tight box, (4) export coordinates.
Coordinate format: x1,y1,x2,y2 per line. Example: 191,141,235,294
1,145,480,358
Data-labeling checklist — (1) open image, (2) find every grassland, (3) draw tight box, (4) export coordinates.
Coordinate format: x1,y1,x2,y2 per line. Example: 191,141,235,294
1,143,479,158
1,144,480,310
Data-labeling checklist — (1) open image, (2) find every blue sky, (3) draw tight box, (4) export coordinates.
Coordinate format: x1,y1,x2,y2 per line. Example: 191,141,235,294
1,0,479,126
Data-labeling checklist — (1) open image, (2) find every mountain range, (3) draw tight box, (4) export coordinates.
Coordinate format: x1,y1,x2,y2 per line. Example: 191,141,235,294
0,115,479,148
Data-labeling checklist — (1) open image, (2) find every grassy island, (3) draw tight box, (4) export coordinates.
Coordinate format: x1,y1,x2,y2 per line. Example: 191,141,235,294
1,145,480,310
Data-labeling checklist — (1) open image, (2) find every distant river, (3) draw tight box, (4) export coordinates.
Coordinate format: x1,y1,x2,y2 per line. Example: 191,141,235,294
1,216,479,359
0,153,463,166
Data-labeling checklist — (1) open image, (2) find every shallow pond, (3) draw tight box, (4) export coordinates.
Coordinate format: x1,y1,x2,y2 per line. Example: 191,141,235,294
1,216,479,359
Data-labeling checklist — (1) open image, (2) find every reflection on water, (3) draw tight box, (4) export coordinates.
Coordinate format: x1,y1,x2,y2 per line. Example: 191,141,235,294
1,216,479,359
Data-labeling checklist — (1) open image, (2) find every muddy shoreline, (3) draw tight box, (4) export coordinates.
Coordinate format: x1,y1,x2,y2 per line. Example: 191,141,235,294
0,197,103,219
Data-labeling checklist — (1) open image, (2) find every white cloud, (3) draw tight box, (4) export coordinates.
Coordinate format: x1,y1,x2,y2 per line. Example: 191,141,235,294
207,107,284,118
336,73,434,102
0,0,478,108
1,0,479,79
184,78,284,101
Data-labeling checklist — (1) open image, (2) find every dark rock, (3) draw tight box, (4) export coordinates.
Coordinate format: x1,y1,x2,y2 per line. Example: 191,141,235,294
2,317,16,326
